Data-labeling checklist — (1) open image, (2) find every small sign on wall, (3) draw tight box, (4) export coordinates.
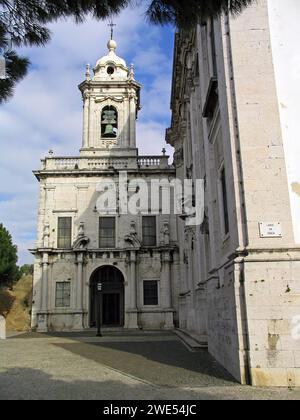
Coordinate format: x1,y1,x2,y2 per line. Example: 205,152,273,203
259,222,283,238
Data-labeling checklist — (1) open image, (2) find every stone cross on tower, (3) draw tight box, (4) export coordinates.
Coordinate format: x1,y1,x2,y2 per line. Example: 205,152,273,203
108,19,116,40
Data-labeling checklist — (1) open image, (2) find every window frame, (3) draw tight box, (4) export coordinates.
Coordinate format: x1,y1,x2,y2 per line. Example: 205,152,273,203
55,282,71,308
218,163,230,240
57,217,72,249
143,280,159,307
142,216,157,247
209,17,218,78
99,216,116,249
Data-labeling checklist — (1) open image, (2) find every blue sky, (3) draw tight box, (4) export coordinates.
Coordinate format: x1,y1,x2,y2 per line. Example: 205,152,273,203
0,7,175,265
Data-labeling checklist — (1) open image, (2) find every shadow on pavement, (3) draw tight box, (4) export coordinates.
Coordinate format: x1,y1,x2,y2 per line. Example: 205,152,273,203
11,331,237,387
53,340,237,387
0,367,232,401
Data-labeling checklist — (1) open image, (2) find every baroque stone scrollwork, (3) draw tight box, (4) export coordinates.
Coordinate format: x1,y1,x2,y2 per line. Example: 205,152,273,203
95,96,124,104
173,148,184,168
124,221,141,248
73,222,90,250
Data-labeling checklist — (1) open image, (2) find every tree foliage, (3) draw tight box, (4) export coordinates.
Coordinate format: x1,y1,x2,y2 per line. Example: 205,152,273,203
19,264,34,277
0,0,253,102
0,223,19,287
146,0,254,28
0,23,29,102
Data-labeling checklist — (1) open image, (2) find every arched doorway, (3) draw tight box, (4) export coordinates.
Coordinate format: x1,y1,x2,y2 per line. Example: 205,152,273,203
90,266,125,328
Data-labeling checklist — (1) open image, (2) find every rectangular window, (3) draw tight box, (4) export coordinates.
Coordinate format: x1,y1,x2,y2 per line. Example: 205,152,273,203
144,281,159,306
57,217,72,249
142,216,157,247
221,167,230,235
55,282,71,308
99,217,116,248
210,18,218,77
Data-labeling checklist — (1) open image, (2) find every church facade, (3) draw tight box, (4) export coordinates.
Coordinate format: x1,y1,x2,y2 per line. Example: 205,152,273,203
167,0,300,386
31,38,180,333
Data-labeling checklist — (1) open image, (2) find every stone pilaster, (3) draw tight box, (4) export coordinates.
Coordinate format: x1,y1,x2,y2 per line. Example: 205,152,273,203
162,251,172,308
129,94,136,148
88,96,94,148
37,253,49,332
127,250,138,329
75,253,84,311
74,253,84,331
162,251,174,329
82,94,90,149
41,253,49,311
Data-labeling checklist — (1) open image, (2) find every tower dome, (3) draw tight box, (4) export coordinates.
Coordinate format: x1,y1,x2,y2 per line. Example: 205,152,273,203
93,38,127,78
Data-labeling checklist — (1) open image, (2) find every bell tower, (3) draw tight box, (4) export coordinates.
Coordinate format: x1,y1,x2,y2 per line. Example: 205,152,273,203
79,37,141,155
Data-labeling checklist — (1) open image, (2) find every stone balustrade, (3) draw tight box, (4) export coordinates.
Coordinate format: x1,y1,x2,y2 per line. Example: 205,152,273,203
138,156,168,168
41,155,171,171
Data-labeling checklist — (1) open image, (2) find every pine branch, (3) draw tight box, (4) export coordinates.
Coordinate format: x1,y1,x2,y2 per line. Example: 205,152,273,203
0,49,30,103
146,0,254,28
0,0,254,103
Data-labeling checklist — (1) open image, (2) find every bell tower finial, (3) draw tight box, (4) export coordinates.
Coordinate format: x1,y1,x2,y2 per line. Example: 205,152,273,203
108,18,116,41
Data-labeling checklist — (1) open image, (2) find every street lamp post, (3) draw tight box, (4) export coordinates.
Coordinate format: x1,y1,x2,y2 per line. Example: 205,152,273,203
96,283,103,337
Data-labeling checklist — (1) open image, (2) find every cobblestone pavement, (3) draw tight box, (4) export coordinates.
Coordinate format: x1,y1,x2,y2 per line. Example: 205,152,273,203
0,331,299,400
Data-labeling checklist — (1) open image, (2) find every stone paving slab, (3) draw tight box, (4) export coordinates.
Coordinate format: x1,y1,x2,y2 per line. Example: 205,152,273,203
0,332,300,400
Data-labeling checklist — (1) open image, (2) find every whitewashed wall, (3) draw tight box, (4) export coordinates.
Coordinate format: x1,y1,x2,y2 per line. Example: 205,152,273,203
268,0,300,244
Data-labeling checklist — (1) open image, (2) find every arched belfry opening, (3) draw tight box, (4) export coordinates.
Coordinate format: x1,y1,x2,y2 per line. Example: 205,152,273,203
90,265,125,328
101,105,118,138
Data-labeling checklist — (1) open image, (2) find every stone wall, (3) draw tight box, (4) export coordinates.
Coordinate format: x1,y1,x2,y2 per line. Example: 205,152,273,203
167,0,300,386
244,256,300,386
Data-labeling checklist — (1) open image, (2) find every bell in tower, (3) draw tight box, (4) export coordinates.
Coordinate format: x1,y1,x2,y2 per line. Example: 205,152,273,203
101,106,118,138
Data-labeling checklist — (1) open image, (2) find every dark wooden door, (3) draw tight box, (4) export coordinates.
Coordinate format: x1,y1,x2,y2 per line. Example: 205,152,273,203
90,266,125,328
103,293,121,326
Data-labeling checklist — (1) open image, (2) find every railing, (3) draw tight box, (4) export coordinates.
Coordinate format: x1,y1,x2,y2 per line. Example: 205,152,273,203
41,155,171,171
87,159,131,170
138,157,164,167
52,159,80,169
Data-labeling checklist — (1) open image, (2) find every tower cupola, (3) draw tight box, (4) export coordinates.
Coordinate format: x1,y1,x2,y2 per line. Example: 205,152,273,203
93,39,129,80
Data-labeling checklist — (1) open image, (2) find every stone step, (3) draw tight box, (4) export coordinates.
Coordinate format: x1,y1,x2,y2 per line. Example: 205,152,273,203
175,328,208,350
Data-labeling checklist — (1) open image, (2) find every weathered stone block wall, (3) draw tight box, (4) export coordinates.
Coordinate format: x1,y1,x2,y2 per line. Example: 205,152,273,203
138,311,174,330
244,258,300,386
206,266,246,383
194,286,208,337
178,296,188,330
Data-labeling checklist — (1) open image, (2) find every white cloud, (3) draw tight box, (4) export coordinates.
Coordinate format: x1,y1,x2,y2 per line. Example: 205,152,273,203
0,8,174,264
137,121,173,156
